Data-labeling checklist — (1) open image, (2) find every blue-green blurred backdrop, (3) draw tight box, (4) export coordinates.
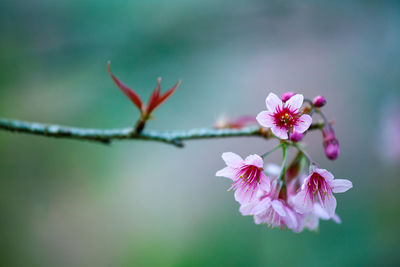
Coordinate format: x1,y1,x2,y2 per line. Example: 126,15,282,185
1,0,400,266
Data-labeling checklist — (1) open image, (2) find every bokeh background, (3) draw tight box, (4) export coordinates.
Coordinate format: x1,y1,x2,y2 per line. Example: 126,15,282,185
1,0,400,266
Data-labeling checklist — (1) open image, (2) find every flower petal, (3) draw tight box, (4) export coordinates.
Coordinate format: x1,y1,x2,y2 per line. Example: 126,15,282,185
285,94,304,111
256,111,274,128
315,168,335,182
259,173,271,192
332,214,341,224
252,198,271,215
221,152,243,168
303,214,319,231
331,179,353,193
271,200,286,216
234,188,254,204
294,189,313,214
266,93,282,111
244,154,264,168
239,202,257,216
271,126,288,139
323,195,337,218
293,114,312,133
215,167,235,179
283,208,298,231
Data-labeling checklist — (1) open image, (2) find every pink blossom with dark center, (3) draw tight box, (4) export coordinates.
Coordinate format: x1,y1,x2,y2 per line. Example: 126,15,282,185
216,152,270,204
256,93,312,139
293,168,352,217
240,180,299,231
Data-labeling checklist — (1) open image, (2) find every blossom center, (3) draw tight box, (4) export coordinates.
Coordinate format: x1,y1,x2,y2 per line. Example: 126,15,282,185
229,165,263,192
306,172,332,203
272,106,300,129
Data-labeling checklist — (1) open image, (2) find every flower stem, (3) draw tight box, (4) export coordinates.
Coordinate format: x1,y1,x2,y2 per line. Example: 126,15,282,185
278,142,288,186
261,143,283,158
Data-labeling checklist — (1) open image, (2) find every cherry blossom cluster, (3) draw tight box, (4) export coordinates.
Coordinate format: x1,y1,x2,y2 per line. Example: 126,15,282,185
216,92,352,232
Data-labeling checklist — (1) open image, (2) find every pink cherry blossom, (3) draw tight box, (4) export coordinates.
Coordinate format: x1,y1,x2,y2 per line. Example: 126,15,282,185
293,168,352,217
256,93,312,139
216,152,270,204
240,180,300,232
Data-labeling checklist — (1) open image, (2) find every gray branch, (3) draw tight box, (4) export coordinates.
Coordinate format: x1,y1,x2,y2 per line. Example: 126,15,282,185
0,118,324,147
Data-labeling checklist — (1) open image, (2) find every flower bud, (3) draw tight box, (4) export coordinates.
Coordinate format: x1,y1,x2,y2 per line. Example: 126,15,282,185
313,95,326,108
322,127,339,160
281,92,296,102
289,131,304,142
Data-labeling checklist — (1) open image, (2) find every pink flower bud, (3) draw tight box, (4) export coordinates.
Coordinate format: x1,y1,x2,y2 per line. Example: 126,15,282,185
313,95,326,108
322,127,339,160
289,131,304,142
281,92,296,102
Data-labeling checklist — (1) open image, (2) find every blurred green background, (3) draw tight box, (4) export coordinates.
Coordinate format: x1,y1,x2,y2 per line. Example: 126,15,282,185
1,0,400,266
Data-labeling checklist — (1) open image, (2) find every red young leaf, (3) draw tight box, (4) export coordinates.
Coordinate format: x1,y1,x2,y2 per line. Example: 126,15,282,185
146,77,162,114
147,80,181,114
107,62,143,111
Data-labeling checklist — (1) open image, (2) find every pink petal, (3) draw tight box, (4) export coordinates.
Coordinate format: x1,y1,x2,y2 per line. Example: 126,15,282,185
215,167,235,179
244,154,264,168
252,198,271,215
259,173,271,192
331,179,353,193
271,200,286,216
254,214,266,224
332,214,341,224
303,214,319,230
221,152,243,168
293,189,313,214
293,114,312,133
283,208,298,231
239,202,257,216
313,203,330,220
315,168,334,182
266,93,283,111
323,195,337,218
271,126,288,139
256,111,274,128
285,94,304,111
234,188,254,204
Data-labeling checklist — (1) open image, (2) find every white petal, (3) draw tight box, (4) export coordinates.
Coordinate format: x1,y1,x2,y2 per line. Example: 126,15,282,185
221,152,243,168
285,94,304,111
266,93,282,111
293,114,312,133
331,179,353,193
256,111,274,128
271,126,288,139
215,167,235,179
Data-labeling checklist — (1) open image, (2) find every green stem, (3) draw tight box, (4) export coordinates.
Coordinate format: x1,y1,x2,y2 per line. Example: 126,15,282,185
261,143,283,158
278,143,288,186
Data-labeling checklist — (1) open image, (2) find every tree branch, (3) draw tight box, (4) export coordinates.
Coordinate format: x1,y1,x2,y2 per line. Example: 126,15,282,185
0,118,324,147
